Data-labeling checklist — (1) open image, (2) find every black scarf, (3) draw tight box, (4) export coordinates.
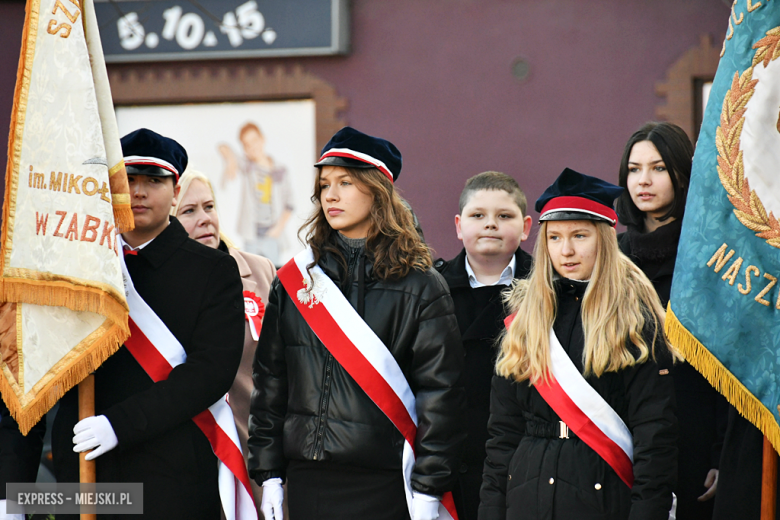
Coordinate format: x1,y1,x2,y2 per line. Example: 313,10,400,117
623,218,682,265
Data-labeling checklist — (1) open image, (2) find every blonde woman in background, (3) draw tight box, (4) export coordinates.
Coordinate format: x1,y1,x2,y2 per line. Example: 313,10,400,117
173,170,276,509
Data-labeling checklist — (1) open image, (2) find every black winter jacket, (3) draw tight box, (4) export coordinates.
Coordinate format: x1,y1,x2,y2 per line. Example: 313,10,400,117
52,218,245,520
247,240,467,497
619,222,727,520
434,247,533,520
479,279,678,520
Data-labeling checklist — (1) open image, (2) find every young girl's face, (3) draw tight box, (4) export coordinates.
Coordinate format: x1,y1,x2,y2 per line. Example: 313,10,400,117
546,220,598,281
626,140,675,220
319,165,374,239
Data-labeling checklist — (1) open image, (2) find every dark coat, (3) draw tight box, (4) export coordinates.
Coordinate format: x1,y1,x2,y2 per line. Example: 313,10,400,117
711,405,780,520
479,279,678,520
0,399,45,499
434,247,533,520
51,218,245,520
247,240,467,498
619,222,727,520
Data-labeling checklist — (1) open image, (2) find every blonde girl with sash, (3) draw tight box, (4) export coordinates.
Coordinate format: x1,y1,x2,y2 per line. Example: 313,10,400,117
479,168,679,520
247,127,466,520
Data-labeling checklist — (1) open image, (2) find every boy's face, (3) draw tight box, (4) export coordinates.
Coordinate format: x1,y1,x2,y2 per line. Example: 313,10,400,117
455,189,532,259
240,129,266,163
128,174,179,235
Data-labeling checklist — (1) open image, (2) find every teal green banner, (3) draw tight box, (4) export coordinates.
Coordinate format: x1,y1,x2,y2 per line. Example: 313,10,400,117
668,0,780,451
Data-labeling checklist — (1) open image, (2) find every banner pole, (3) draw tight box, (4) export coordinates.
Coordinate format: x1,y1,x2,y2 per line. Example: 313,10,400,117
761,435,777,520
78,375,96,520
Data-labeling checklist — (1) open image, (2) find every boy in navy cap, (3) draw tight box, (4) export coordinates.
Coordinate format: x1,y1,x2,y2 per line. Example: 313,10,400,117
50,128,246,519
434,171,532,520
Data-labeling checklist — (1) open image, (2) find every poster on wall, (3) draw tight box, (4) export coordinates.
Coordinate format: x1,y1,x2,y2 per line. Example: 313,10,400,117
116,100,316,265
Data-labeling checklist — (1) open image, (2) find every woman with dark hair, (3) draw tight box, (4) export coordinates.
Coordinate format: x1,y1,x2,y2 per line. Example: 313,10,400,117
616,121,726,520
247,127,465,520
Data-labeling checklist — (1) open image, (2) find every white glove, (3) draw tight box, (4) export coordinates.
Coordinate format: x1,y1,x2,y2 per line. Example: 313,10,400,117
73,415,118,461
411,492,440,520
0,498,25,520
261,477,284,520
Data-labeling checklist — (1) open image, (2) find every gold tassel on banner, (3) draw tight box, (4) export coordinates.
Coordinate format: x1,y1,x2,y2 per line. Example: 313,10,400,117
665,305,780,454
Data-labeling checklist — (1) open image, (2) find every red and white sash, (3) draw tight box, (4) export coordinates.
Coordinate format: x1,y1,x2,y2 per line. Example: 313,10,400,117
505,315,634,488
277,248,459,520
118,239,257,520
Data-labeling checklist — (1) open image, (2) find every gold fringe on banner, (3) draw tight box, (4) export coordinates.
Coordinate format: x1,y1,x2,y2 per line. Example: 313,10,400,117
0,317,128,435
666,304,780,455
0,278,128,333
2,0,36,258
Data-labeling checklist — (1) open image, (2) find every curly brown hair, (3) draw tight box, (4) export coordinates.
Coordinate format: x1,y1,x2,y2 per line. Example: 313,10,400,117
301,167,432,280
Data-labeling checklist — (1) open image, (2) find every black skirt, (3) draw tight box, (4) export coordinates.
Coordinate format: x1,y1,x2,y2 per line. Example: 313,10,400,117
287,460,411,520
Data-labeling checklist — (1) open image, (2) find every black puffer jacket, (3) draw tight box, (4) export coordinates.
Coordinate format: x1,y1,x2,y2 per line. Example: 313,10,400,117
479,279,678,520
247,239,467,496
619,222,727,520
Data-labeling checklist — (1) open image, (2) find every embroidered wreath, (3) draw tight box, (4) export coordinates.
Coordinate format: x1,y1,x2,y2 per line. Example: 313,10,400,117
717,27,780,249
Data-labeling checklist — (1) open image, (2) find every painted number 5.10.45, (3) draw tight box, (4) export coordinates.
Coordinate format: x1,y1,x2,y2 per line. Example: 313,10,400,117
117,1,277,52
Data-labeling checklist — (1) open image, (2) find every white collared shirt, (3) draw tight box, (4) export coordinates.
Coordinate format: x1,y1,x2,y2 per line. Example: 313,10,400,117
465,255,516,288
118,235,155,252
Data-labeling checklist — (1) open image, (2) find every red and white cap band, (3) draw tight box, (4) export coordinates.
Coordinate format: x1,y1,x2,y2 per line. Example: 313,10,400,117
319,147,395,183
540,196,617,226
124,155,180,177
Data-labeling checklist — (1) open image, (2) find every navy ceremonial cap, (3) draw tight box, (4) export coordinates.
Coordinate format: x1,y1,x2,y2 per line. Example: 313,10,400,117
120,128,188,182
535,168,624,226
314,126,402,183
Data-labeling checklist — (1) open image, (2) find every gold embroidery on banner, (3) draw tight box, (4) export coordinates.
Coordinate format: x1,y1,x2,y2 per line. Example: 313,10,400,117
97,182,110,203
721,257,744,285
52,0,79,23
727,16,735,42
755,273,777,306
81,177,98,196
46,19,71,38
707,243,735,272
717,27,780,249
739,265,760,294
748,0,762,12
111,193,130,204
49,171,63,191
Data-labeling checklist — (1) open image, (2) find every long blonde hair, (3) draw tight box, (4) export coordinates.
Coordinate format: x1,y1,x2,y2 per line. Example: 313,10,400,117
496,220,678,383
172,169,236,249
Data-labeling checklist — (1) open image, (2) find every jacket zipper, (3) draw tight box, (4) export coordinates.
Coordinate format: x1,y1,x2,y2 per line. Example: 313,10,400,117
313,353,334,460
